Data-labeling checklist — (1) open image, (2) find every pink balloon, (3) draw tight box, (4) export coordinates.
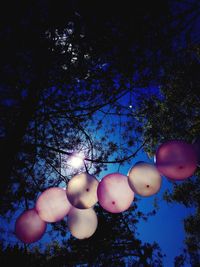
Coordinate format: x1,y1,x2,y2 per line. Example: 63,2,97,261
155,140,197,180
15,209,46,243
97,173,134,213
35,187,71,223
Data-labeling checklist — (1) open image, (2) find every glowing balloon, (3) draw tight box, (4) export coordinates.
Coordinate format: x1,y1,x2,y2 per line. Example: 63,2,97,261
127,161,145,176
128,162,162,196
15,209,46,243
68,207,98,239
66,172,99,209
155,140,197,180
97,173,134,213
35,187,71,223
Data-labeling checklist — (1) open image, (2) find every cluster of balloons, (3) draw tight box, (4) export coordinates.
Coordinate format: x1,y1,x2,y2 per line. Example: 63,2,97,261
15,140,199,243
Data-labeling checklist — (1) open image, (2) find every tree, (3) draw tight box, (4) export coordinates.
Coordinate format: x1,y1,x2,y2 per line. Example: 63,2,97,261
0,0,200,265
41,205,163,267
0,204,164,267
136,47,200,266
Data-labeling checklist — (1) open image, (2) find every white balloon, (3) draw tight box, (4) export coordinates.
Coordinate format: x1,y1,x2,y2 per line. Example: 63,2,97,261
66,172,99,209
128,162,162,196
35,187,71,223
68,207,98,239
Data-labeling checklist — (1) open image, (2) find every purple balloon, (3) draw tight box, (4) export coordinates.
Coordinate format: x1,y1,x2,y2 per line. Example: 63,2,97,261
35,187,71,223
97,173,134,213
15,209,47,244
155,140,197,180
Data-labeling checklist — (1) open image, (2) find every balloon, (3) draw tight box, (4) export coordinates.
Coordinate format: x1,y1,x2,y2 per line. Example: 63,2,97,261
155,140,197,180
67,207,98,239
35,187,71,223
66,172,99,209
97,173,134,213
15,209,46,243
128,162,162,196
127,161,145,177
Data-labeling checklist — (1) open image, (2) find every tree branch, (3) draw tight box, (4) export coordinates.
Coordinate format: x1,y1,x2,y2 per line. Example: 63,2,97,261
24,140,146,164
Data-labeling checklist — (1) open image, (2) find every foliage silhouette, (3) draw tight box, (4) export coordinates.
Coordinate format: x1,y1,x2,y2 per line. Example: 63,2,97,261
137,53,200,265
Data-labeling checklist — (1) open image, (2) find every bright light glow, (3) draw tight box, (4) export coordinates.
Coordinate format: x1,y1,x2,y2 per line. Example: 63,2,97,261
68,153,85,168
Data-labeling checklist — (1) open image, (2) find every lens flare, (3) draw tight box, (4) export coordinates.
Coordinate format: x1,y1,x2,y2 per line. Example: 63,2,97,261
68,153,85,168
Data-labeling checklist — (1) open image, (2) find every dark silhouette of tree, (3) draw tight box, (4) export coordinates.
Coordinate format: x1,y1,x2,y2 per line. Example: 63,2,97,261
136,48,200,266
0,204,164,267
0,0,200,266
